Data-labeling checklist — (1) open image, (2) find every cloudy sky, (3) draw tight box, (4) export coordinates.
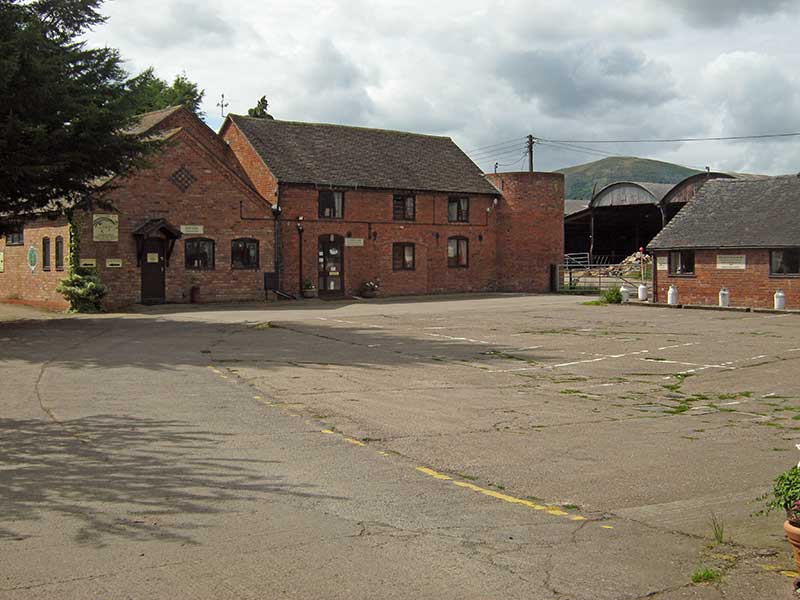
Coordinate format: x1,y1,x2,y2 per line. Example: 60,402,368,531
87,0,800,175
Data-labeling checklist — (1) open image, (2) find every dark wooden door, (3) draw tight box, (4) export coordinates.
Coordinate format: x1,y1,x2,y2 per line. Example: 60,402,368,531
141,237,166,304
318,235,344,296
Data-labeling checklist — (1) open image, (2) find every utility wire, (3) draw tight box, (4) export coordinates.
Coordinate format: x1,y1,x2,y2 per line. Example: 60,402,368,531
538,132,800,144
536,140,708,172
468,141,527,160
495,153,528,167
465,136,527,153
469,145,528,161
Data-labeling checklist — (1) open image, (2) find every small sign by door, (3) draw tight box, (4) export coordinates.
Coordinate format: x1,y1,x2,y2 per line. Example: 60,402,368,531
146,253,160,263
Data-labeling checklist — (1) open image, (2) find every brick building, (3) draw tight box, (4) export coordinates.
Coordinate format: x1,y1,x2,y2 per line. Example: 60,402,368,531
1,109,564,309
222,115,563,298
0,106,274,309
649,175,800,309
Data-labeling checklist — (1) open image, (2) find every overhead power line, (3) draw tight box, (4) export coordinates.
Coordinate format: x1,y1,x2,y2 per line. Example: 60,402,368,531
468,141,527,160
465,137,527,153
538,132,800,144
536,140,708,172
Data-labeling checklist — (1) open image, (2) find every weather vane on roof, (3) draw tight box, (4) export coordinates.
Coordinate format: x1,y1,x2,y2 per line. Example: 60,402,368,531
216,93,230,117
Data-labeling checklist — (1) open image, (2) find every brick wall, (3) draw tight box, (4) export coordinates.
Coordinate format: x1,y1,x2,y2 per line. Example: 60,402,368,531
0,221,70,309
1,127,275,310
653,249,800,309
276,184,499,296
80,130,274,308
487,172,564,292
220,121,279,203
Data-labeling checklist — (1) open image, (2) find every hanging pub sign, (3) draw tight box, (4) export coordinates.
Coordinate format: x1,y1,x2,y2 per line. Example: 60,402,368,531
93,214,119,242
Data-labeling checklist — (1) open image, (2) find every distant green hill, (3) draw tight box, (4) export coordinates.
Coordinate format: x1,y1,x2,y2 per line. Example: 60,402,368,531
557,157,700,200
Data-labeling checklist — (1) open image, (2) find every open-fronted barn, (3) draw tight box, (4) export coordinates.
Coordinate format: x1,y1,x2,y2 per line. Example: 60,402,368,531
565,172,734,262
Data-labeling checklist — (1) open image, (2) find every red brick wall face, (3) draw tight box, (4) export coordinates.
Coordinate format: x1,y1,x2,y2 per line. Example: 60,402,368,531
1,130,274,310
221,122,279,203
156,108,254,185
0,221,70,309
487,172,564,292
276,184,498,296
80,132,274,308
653,249,800,309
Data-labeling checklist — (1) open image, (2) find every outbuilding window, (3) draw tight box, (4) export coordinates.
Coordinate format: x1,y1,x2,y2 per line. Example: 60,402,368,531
447,236,469,268
393,195,415,221
448,197,469,223
55,236,64,271
668,250,694,275
231,238,259,269
42,237,51,271
185,238,215,270
771,249,800,276
319,191,344,219
392,243,415,270
5,230,23,246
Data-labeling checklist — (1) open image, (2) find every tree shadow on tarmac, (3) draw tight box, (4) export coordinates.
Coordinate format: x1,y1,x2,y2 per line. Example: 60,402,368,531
0,312,563,374
0,414,345,547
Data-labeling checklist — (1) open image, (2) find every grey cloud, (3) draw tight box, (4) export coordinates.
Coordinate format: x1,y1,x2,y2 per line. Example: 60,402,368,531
497,45,677,117
701,52,800,135
120,1,235,48
660,0,800,27
288,39,375,125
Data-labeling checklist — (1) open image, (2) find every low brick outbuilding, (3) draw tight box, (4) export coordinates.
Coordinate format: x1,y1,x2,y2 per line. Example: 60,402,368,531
0,106,275,309
649,175,800,309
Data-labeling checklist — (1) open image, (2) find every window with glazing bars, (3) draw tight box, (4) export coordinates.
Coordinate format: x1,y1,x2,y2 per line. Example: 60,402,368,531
392,243,415,270
393,195,415,221
447,237,468,268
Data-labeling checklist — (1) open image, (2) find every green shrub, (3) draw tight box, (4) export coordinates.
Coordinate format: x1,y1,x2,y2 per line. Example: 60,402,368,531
765,465,800,524
601,288,623,304
56,266,107,313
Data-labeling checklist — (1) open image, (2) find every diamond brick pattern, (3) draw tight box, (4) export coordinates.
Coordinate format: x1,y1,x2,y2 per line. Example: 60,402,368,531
169,166,197,192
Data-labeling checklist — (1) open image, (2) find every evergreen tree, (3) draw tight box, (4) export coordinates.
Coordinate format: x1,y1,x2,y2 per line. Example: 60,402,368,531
0,0,158,223
124,67,205,116
247,96,273,119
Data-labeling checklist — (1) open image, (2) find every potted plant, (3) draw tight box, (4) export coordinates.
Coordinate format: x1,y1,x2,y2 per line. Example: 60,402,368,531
302,279,318,299
765,463,800,573
361,279,380,298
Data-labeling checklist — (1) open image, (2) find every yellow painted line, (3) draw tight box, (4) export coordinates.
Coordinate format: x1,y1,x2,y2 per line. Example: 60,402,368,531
253,395,263,400
601,525,614,529
321,429,335,434
344,438,366,447
570,516,587,521
416,467,452,480
781,570,799,578
379,451,390,457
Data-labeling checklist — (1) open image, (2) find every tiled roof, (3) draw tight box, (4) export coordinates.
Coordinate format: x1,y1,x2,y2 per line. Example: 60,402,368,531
648,175,800,250
228,115,499,196
126,106,183,136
